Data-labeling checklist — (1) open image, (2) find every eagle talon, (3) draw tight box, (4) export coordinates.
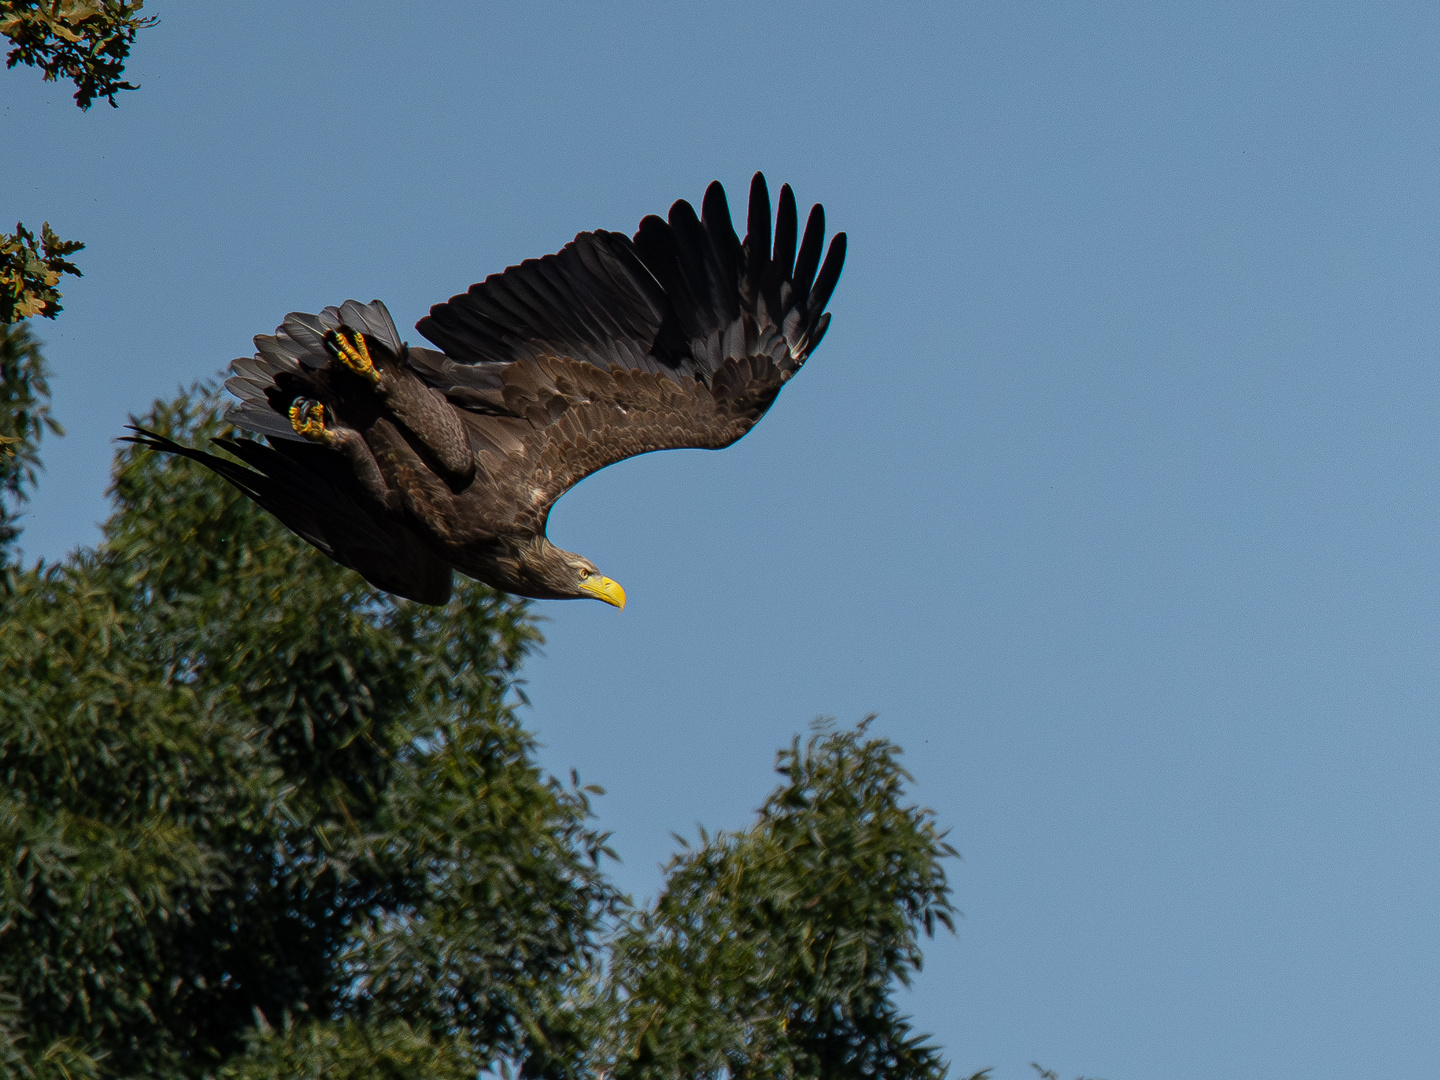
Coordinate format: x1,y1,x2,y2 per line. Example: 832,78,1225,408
288,398,333,444
325,328,380,384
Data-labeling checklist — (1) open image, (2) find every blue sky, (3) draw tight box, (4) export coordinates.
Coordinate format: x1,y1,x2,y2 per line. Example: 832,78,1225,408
7,2,1440,1076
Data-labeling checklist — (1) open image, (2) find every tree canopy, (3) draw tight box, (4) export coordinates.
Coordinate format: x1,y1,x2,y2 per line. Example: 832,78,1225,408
0,346,965,1078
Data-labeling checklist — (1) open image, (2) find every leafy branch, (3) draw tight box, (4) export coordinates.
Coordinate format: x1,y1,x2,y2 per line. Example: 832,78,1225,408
0,222,83,324
0,0,155,108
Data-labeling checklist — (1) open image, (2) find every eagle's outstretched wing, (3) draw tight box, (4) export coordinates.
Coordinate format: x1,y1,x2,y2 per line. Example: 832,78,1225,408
405,173,846,528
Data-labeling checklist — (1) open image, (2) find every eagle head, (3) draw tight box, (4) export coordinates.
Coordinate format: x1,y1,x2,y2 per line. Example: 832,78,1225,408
490,536,626,608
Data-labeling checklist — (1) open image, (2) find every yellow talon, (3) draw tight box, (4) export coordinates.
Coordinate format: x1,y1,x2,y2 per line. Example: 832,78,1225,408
288,398,332,443
326,328,379,383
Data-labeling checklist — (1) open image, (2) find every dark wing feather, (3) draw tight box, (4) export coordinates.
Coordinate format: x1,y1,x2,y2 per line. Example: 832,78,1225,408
792,203,826,307
121,427,453,604
418,231,674,376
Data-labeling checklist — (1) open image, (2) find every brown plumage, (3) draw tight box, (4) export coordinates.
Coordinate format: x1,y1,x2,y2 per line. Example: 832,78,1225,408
128,173,846,606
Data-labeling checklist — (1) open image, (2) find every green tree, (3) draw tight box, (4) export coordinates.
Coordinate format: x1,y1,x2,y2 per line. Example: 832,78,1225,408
0,371,962,1078
0,383,612,1078
604,719,957,1080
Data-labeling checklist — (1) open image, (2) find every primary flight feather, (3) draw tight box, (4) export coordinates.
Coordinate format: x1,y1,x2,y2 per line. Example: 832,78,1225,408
128,174,846,607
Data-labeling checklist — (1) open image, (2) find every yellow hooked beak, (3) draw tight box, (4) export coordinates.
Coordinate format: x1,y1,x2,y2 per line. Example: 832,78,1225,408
579,574,626,609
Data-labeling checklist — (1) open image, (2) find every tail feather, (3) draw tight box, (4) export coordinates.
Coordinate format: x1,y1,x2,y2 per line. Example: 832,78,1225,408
122,427,453,605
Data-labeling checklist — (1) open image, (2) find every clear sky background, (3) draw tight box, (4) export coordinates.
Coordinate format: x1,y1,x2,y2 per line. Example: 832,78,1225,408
6,2,1440,1077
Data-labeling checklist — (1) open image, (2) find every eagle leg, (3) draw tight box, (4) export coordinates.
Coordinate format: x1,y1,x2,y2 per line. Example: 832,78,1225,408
287,396,398,511
321,325,476,491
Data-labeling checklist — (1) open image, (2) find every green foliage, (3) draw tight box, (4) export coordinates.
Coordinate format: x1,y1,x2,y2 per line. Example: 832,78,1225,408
0,322,64,564
1,0,154,108
0,367,960,1078
0,382,614,1077
0,224,83,326
606,718,958,1080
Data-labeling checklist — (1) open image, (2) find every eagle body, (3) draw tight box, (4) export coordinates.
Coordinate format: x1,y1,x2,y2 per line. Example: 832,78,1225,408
131,174,846,606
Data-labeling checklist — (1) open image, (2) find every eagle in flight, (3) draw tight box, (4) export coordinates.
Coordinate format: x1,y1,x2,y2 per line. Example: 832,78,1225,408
130,174,846,608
